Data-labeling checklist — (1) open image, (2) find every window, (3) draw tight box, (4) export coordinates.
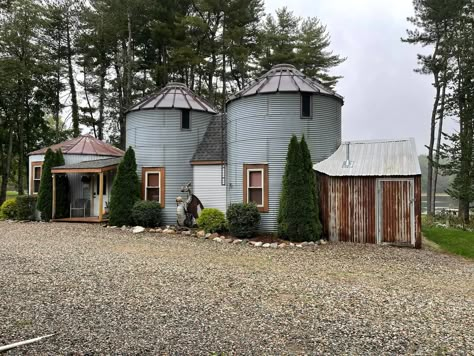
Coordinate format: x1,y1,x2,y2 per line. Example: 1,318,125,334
301,93,312,118
31,162,43,195
181,109,190,129
96,174,107,195
142,167,165,206
243,164,269,212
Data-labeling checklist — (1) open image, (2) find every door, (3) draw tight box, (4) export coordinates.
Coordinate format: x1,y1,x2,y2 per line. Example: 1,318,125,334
92,174,107,216
376,179,415,246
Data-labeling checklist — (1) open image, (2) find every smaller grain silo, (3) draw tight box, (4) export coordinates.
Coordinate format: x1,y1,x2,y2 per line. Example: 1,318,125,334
126,82,218,224
314,138,422,248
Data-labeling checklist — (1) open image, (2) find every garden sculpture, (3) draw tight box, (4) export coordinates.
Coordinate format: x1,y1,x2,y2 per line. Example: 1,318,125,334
176,182,204,227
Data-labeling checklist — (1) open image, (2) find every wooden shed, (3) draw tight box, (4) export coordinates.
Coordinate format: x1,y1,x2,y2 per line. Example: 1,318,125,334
314,138,422,248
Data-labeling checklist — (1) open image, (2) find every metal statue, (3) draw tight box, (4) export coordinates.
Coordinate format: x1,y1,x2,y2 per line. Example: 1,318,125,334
176,182,204,227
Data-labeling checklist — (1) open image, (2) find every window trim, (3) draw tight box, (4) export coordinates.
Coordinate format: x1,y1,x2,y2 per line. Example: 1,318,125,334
181,109,191,130
30,161,43,195
301,92,313,119
141,167,166,207
243,164,269,213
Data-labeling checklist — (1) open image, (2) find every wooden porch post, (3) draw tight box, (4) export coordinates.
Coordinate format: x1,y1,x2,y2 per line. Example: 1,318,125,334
98,172,104,222
52,173,56,219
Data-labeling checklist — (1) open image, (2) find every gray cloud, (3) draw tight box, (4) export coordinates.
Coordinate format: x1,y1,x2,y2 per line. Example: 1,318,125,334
265,0,454,154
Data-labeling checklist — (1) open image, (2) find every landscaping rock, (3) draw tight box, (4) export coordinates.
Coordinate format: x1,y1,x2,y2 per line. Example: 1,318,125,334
232,239,243,244
262,243,270,248
278,243,287,248
270,243,278,249
121,225,128,231
132,226,145,234
163,228,175,234
253,242,263,247
321,239,328,245
224,238,233,243
181,230,191,236
213,237,222,243
296,244,303,248
197,230,206,238
156,228,163,233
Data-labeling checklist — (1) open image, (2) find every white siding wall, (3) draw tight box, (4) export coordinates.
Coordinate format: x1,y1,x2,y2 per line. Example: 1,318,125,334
193,165,227,213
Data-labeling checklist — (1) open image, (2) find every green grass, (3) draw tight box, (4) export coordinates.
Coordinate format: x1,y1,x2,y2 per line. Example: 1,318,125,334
6,191,17,200
423,226,474,259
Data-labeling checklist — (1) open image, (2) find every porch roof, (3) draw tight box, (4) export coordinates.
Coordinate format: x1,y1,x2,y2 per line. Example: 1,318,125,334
52,157,122,174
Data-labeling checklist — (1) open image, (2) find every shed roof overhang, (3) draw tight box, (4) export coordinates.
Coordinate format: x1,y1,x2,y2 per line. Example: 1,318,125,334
51,157,122,174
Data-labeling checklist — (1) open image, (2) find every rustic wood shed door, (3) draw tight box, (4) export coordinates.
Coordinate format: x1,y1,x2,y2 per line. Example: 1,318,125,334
376,179,415,246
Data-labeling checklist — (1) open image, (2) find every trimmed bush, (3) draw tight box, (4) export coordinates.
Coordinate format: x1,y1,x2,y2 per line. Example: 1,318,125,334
226,203,260,238
197,208,226,233
15,195,37,220
54,150,70,219
131,200,162,227
37,148,55,221
109,147,140,226
278,135,322,242
0,199,17,219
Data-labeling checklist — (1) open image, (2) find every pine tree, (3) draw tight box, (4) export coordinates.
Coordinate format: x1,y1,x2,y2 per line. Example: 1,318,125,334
36,148,55,221
109,147,140,226
54,149,70,218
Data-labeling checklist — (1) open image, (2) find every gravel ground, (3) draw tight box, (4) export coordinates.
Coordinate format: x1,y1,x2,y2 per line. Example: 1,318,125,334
0,221,473,355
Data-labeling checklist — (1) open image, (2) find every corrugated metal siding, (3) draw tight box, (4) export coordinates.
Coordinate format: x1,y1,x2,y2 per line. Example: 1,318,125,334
319,174,421,247
227,93,342,232
193,165,227,213
127,109,213,224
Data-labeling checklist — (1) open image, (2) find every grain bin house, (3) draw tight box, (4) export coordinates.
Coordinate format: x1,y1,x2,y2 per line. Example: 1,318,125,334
314,139,422,248
126,82,217,224
225,64,343,231
28,135,124,222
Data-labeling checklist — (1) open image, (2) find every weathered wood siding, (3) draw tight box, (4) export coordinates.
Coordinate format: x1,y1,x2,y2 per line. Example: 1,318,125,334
319,174,421,247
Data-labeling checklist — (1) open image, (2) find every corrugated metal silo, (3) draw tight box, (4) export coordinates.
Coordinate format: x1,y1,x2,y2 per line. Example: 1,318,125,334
126,82,218,224
226,64,344,232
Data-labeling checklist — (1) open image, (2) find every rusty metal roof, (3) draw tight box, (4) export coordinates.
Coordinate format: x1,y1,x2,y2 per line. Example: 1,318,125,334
28,135,124,157
128,82,218,114
314,138,421,176
227,64,344,104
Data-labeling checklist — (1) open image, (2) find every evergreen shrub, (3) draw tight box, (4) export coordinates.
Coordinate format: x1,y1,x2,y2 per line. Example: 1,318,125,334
226,203,260,238
197,208,226,233
15,195,37,220
0,199,17,219
109,147,140,226
131,200,162,227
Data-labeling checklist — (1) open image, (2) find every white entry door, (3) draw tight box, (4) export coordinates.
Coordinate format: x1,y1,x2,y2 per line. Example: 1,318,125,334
92,174,108,216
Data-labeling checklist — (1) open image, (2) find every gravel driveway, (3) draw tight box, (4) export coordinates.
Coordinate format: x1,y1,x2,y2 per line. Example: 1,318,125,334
0,221,473,355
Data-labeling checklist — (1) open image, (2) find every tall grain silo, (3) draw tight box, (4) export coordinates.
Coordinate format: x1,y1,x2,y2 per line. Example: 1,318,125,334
226,64,344,232
126,82,218,224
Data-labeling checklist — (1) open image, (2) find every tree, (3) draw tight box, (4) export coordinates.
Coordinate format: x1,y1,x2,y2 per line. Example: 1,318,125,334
54,149,70,218
109,146,140,226
278,135,321,242
36,148,55,221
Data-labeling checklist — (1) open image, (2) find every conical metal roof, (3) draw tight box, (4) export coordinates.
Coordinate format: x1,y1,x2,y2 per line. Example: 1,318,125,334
128,82,218,114
227,64,343,104
28,135,124,157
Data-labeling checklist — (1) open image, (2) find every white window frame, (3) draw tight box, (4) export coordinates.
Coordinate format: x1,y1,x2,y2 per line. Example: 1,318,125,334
247,168,264,208
32,165,42,194
145,171,161,203
181,109,191,130
301,92,313,119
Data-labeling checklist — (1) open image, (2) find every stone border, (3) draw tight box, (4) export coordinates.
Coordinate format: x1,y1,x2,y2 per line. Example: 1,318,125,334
109,225,328,249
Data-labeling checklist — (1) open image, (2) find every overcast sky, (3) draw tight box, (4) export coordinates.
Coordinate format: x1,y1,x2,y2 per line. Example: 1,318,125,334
266,0,449,154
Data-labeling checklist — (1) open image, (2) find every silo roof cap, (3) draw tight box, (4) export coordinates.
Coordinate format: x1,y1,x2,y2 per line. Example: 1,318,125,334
227,63,343,104
128,82,218,114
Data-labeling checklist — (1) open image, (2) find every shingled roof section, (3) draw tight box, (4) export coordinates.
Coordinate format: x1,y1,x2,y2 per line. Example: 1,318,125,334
192,114,227,163
28,135,124,157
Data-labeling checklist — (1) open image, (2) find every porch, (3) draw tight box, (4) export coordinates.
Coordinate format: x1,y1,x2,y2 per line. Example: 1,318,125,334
51,157,121,223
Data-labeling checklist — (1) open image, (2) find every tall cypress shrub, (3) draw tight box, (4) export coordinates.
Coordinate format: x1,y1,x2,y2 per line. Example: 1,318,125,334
54,149,70,218
300,136,322,239
109,147,140,226
36,148,55,221
278,135,321,242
